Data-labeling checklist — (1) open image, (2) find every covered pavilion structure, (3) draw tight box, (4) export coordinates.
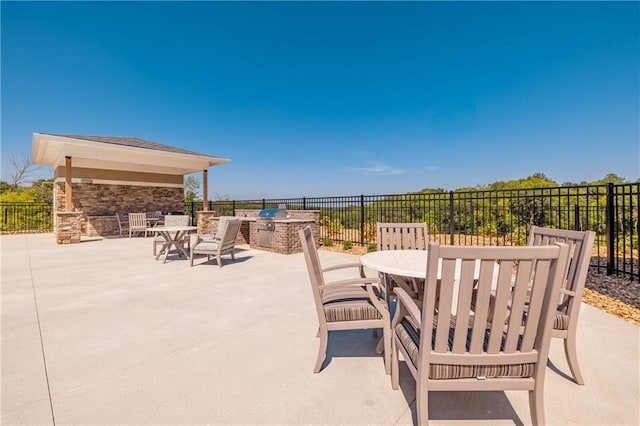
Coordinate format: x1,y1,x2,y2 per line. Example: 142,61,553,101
32,133,229,243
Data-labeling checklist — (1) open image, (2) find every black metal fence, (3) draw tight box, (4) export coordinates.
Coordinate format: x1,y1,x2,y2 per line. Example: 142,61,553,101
1,183,638,281
188,183,639,281
0,202,53,234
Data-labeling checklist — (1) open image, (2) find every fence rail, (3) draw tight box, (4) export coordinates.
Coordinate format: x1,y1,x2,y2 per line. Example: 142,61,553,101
2,183,638,281
193,183,639,281
0,202,53,234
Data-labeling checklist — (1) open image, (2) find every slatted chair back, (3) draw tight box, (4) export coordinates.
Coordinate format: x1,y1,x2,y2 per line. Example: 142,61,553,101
376,222,429,300
213,216,234,241
391,242,569,425
527,226,596,385
189,218,240,268
218,218,241,255
116,213,129,237
128,213,147,237
377,222,428,251
164,215,190,227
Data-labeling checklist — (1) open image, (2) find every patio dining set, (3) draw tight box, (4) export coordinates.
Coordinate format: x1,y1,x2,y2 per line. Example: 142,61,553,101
116,212,242,267
299,223,595,426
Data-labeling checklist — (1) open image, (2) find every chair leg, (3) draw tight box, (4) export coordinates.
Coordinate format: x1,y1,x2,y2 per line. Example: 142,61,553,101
529,385,545,426
314,328,328,373
563,335,585,385
416,378,429,426
382,329,391,375
391,338,400,390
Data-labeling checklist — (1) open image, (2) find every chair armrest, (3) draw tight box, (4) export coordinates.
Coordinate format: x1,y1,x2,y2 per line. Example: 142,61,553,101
322,262,366,278
190,234,202,247
322,262,362,273
392,287,422,328
319,276,382,291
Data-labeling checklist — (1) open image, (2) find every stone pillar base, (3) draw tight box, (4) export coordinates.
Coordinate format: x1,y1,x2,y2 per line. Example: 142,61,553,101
196,210,219,235
55,212,83,244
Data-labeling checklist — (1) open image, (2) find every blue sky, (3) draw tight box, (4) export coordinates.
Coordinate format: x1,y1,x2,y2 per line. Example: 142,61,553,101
2,1,638,199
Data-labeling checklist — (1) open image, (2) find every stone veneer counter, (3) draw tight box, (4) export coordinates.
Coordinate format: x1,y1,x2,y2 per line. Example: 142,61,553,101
198,210,320,254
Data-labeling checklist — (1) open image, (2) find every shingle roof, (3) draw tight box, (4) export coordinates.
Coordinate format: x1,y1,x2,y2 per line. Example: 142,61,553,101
43,134,218,158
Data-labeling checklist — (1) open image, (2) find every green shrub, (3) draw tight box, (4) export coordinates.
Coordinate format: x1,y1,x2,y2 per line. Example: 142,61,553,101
363,221,377,242
343,240,353,250
366,243,377,252
320,215,343,237
322,238,334,247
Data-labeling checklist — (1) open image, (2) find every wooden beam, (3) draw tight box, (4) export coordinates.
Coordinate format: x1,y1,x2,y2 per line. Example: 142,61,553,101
65,156,72,212
202,169,208,211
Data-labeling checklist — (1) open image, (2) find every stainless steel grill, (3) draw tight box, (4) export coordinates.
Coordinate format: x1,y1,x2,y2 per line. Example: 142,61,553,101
256,205,288,248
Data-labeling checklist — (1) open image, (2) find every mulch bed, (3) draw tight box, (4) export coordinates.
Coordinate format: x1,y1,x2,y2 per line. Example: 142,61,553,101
319,245,640,327
584,271,639,326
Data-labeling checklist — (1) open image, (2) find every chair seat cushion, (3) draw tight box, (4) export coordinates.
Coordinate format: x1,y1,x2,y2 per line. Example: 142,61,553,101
193,241,219,252
554,311,570,330
323,298,382,322
395,317,535,380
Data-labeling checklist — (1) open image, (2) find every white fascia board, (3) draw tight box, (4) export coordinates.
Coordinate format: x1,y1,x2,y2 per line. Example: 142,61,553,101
33,133,229,174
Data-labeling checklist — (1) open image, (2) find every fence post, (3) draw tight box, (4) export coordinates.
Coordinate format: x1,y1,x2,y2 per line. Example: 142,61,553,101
262,199,266,209
606,183,615,275
303,197,306,210
360,194,365,246
232,200,236,215
574,204,580,231
449,191,455,245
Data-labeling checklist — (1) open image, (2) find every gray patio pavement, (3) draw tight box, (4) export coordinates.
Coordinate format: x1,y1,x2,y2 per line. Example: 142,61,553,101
1,233,638,425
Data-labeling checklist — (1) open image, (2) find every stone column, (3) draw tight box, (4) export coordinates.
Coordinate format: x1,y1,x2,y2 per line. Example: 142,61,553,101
196,210,218,235
55,212,83,244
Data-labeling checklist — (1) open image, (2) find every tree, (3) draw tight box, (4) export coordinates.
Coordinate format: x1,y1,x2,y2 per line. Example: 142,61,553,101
8,153,40,187
184,176,201,202
591,173,627,185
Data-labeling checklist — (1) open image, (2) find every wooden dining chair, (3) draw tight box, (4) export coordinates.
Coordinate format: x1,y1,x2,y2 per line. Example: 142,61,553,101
115,212,129,237
128,212,148,237
190,218,241,267
391,242,570,425
299,226,391,373
376,222,429,300
527,226,596,385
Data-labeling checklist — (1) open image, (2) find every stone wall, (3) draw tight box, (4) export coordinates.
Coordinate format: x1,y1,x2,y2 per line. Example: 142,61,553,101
198,210,320,254
85,216,120,237
249,221,319,254
55,182,184,215
55,212,82,244
195,211,218,236
55,182,184,237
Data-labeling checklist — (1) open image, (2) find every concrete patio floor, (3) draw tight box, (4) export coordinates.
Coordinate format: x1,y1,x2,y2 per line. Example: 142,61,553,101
2,233,638,425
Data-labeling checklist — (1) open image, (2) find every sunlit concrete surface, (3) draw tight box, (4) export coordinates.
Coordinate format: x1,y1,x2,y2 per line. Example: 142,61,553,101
2,233,638,425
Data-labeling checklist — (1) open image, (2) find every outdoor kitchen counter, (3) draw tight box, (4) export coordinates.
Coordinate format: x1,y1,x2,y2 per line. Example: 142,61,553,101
238,217,314,223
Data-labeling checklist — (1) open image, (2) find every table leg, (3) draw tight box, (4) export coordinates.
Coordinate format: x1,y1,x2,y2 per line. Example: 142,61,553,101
162,238,172,263
155,232,171,261
173,231,189,258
